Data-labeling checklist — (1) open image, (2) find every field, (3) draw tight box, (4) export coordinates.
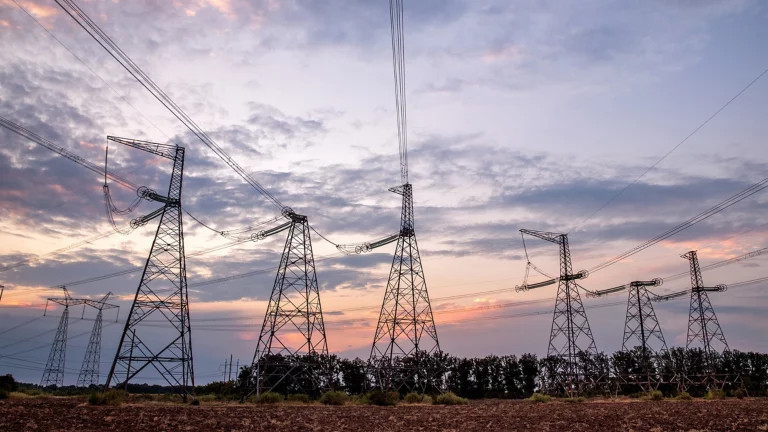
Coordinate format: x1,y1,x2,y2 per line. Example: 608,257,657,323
1,397,767,431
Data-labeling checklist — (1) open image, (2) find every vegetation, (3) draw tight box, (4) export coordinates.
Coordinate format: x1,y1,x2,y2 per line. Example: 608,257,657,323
675,392,693,401
404,392,432,404
433,392,468,405
319,391,348,406
647,390,664,401
88,389,126,406
363,390,399,406
733,388,746,399
562,396,585,403
527,393,551,403
705,389,726,400
0,390,8,400
256,392,283,404
287,393,311,404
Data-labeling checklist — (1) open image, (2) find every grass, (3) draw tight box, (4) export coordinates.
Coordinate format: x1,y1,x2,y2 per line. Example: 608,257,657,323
675,392,693,401
733,389,746,399
256,392,283,404
404,392,432,404
287,394,312,404
362,390,399,406
88,389,126,406
433,392,468,405
562,396,586,403
319,391,348,406
705,389,726,400
527,393,551,403
0,390,7,400
190,398,200,406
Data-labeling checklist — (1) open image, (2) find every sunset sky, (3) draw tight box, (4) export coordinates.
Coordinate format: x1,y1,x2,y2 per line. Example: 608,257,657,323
1,0,767,385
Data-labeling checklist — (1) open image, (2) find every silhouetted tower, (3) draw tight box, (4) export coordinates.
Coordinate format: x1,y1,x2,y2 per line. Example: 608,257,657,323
77,293,119,388
623,279,668,355
368,0,441,393
251,210,329,395
683,251,729,357
41,287,85,387
103,137,194,400
517,229,596,395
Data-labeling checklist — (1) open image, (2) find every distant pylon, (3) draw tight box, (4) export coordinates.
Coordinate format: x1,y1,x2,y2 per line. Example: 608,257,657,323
41,287,85,387
519,229,597,395
104,138,194,400
683,251,729,357
369,183,440,392
622,279,668,355
77,293,119,388
251,210,328,395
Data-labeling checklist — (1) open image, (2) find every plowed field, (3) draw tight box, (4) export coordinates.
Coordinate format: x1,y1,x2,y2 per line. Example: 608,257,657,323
1,397,767,431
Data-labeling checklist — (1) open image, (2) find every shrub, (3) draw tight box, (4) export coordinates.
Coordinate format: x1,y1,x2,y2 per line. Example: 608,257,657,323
364,390,399,406
0,390,8,400
433,392,468,405
257,392,283,404
8,392,31,399
649,390,664,401
88,390,125,406
320,391,348,406
705,389,726,400
562,396,585,403
190,398,200,406
404,392,427,404
675,392,693,401
0,375,17,392
527,393,551,403
287,394,311,404
733,389,746,399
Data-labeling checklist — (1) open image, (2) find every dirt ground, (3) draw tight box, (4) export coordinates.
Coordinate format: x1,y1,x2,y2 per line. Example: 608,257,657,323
1,397,767,432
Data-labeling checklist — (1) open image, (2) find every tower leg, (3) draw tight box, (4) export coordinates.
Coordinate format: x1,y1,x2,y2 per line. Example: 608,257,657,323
41,306,69,387
77,310,103,387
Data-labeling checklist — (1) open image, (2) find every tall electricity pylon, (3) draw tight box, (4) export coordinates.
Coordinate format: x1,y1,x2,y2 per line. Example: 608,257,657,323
77,293,119,388
103,137,194,401
368,0,441,393
622,279,668,356
518,230,597,396
251,210,329,395
40,287,85,387
683,251,729,358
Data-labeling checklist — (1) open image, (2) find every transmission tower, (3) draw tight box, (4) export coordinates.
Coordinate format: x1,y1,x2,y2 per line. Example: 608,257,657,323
103,137,195,400
517,230,597,395
683,251,729,357
77,293,119,388
251,210,329,395
40,287,85,387
369,184,440,392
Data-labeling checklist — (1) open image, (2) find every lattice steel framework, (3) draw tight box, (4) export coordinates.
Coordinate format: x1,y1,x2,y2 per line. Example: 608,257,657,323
521,229,597,395
41,287,85,387
104,138,194,400
251,211,328,394
77,293,119,388
369,183,440,392
684,251,729,357
622,279,668,355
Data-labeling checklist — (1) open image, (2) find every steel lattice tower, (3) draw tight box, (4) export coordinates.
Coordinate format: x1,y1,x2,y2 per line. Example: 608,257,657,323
520,230,597,395
369,183,440,392
683,251,729,357
622,279,668,355
41,287,85,387
104,137,194,400
251,211,328,395
77,293,119,388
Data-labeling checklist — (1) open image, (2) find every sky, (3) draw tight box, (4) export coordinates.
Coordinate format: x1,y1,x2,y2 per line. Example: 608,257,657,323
0,0,767,386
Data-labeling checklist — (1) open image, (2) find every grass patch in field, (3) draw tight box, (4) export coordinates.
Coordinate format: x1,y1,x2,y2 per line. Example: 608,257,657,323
287,394,312,404
527,393,551,403
733,389,746,399
404,392,432,404
640,390,664,401
195,394,217,403
256,392,283,404
319,391,348,406
562,396,586,403
8,392,32,399
190,398,200,406
0,390,7,400
675,391,693,401
88,389,126,406
433,392,468,406
362,390,399,406
705,389,726,400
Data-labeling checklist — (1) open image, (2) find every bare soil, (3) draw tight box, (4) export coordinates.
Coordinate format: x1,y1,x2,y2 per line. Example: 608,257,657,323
1,397,767,431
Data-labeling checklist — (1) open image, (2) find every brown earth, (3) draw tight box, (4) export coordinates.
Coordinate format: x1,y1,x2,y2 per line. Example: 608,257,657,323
1,397,767,432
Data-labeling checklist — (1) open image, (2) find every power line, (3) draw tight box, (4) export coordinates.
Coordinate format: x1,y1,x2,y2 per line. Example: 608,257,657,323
569,64,768,233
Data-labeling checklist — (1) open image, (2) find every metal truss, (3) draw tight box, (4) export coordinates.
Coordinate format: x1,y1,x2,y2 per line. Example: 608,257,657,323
77,293,119,388
369,183,440,392
40,287,85,387
104,138,194,400
251,211,329,395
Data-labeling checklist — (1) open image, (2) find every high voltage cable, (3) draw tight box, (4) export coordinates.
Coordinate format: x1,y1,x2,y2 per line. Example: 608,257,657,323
389,0,409,183
570,64,768,233
54,0,284,211
588,175,768,273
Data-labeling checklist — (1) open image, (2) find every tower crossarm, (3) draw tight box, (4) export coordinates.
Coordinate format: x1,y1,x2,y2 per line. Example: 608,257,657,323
336,232,400,254
107,136,177,160
515,277,558,293
520,229,566,245
587,284,627,298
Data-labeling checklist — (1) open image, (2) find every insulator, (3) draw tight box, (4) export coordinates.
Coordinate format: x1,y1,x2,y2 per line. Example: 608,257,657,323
221,231,229,237
130,218,142,229
514,285,528,293
578,270,589,280
281,207,295,218
137,186,153,199
652,278,663,287
354,245,363,254
715,284,727,292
